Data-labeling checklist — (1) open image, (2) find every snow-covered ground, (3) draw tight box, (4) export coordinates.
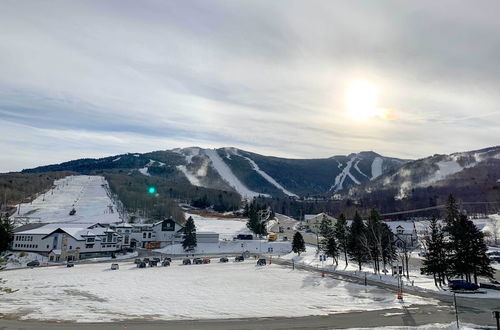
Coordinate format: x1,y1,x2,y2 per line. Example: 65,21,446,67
188,212,251,240
10,175,121,225
0,260,437,323
156,240,291,255
345,323,480,330
0,251,48,269
280,245,500,299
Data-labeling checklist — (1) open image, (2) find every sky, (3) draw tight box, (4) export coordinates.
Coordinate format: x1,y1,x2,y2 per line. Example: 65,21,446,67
1,0,500,172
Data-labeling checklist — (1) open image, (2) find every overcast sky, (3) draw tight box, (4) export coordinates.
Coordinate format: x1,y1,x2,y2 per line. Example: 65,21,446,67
1,0,499,172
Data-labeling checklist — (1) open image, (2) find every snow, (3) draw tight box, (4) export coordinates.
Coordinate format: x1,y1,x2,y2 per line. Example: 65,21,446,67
138,167,150,176
111,157,121,162
0,260,437,322
331,157,359,192
204,149,265,198
235,152,298,197
371,156,383,180
11,175,122,225
354,160,369,178
346,323,481,330
176,165,202,186
0,251,48,269
281,245,500,299
188,213,251,240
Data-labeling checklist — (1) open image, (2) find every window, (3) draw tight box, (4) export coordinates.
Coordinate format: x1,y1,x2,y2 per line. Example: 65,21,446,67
148,233,151,238
69,246,72,250
143,232,146,238
87,237,95,242
46,245,49,249
85,244,94,248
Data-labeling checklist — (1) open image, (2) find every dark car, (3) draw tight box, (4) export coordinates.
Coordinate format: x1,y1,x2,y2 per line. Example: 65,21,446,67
134,258,141,264
143,258,150,263
257,258,267,266
163,257,172,263
66,261,74,268
235,256,244,262
182,258,191,265
138,261,146,268
193,258,203,264
448,280,479,291
27,260,40,267
219,257,229,263
162,260,171,267
202,258,211,264
149,260,158,267
153,257,161,263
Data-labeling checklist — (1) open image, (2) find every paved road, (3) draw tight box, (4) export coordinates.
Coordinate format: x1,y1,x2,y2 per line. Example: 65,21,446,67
0,304,470,330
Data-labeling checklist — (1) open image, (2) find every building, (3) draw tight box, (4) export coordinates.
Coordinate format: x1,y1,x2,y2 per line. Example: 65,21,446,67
304,213,337,234
12,223,122,261
120,218,185,249
384,221,419,250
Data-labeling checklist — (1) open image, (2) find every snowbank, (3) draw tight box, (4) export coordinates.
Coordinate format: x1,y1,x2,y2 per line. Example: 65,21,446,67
156,240,291,255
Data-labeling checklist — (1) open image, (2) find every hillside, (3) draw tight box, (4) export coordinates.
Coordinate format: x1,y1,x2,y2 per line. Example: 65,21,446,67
347,146,500,213
22,147,408,199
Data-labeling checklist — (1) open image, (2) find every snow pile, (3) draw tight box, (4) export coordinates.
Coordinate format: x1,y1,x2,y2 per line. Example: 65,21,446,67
0,251,48,269
204,149,265,198
0,260,437,322
188,213,251,240
11,175,122,225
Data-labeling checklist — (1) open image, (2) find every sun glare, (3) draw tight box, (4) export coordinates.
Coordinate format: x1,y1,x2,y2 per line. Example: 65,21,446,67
344,80,380,120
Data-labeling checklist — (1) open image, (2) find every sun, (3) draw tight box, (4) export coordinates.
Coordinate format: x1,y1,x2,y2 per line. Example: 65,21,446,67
344,80,380,120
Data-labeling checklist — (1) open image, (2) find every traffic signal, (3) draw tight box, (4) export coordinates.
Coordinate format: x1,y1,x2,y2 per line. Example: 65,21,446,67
148,187,156,194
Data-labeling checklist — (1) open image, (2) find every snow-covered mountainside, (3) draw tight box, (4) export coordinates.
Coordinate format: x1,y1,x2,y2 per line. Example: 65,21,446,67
348,146,500,201
10,175,122,225
22,148,408,199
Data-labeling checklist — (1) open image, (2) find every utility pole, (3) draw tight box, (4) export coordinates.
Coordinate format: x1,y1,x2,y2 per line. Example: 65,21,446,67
453,293,459,329
493,311,500,330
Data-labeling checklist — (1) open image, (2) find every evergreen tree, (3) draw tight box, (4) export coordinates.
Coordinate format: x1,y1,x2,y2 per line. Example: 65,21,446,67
347,212,370,270
324,235,338,265
421,217,448,286
380,222,397,273
319,215,333,251
182,216,197,252
334,213,349,267
0,216,13,253
366,209,383,273
246,203,267,237
292,232,306,256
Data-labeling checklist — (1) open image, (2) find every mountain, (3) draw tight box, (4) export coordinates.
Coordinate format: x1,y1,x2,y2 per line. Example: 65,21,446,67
21,147,408,198
347,146,500,211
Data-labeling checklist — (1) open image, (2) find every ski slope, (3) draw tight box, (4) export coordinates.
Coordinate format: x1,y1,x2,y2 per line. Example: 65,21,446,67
12,175,121,224
204,149,265,198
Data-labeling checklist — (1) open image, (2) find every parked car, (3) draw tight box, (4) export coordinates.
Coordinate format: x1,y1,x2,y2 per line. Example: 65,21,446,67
219,257,229,263
153,257,161,263
134,258,141,264
163,257,172,263
283,236,288,241
448,280,479,291
162,260,170,267
236,234,253,240
149,260,158,267
257,258,267,266
111,263,119,270
202,258,211,264
138,261,146,268
143,258,150,263
193,258,203,264
182,258,191,265
235,256,244,262
66,261,74,268
27,260,40,267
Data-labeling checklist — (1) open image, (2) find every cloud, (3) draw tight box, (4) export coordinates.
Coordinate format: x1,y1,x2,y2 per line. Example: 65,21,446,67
0,0,499,171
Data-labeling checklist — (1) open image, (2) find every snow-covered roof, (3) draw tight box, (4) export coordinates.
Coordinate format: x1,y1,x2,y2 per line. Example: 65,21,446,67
383,221,415,233
15,222,116,241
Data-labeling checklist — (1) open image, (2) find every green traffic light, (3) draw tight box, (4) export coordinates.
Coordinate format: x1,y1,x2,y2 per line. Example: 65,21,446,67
148,187,156,194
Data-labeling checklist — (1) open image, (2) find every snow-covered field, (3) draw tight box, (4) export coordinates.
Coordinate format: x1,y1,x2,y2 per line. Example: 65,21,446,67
188,212,251,240
281,245,500,299
0,251,48,269
11,175,121,225
0,260,437,323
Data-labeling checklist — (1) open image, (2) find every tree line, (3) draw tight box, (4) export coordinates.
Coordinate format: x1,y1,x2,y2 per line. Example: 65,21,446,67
421,195,493,285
